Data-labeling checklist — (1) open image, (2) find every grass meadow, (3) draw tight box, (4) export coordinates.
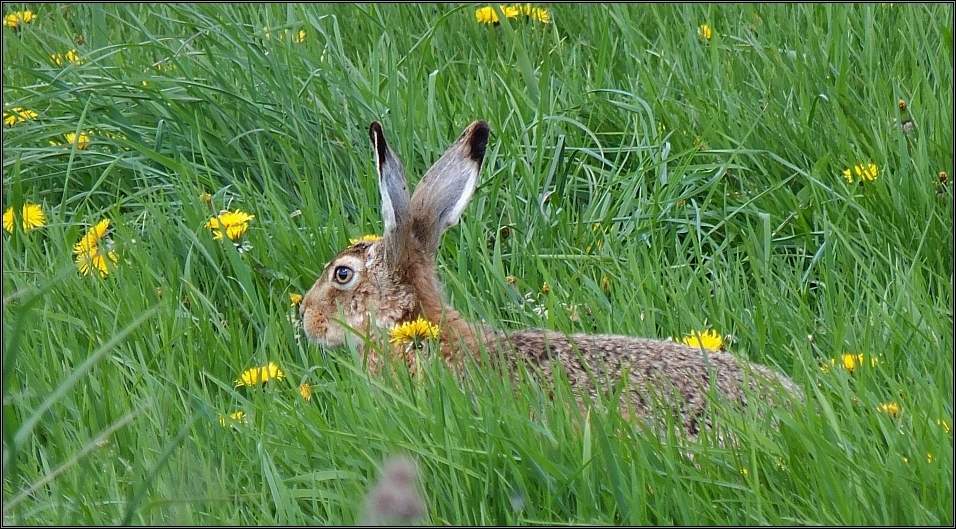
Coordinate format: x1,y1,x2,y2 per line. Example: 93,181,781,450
2,3,953,525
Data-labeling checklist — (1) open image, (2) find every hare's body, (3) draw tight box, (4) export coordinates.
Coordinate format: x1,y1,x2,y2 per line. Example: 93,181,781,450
486,328,800,433
301,120,801,435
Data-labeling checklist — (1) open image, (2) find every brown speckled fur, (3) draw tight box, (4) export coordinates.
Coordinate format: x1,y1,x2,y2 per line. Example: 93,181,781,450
301,120,802,436
480,327,801,435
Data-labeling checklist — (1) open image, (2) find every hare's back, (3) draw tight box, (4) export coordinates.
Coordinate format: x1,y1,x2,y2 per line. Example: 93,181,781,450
498,328,792,403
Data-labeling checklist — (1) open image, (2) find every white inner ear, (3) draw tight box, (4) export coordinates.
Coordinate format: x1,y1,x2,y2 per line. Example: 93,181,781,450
437,172,478,230
375,140,410,238
413,153,480,237
379,172,408,233
380,194,395,234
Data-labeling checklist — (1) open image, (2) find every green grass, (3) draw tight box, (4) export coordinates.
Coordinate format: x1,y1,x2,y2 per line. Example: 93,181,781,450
2,3,952,525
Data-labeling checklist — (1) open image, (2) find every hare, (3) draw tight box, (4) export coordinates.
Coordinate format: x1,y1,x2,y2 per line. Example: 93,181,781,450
301,120,802,436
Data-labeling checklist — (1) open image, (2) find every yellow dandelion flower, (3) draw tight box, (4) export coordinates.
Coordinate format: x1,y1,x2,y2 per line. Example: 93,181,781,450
832,354,852,372
389,317,440,348
73,219,117,278
67,132,90,149
820,353,878,373
349,234,381,244
681,329,725,351
290,293,303,306
74,218,111,254
51,49,83,66
877,402,900,418
476,5,520,24
4,10,35,29
75,248,118,278
898,99,907,112
292,29,306,43
299,382,313,402
4,107,38,126
236,361,285,387
516,3,551,23
842,353,876,372
54,132,90,150
531,7,550,23
698,24,713,40
3,204,46,233
205,209,255,241
218,410,246,427
842,163,879,184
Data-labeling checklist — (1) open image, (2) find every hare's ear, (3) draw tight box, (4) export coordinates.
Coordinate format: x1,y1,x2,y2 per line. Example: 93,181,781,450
369,121,411,262
409,120,490,255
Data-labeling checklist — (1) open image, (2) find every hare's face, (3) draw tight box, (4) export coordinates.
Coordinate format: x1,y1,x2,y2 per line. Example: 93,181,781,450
300,240,418,348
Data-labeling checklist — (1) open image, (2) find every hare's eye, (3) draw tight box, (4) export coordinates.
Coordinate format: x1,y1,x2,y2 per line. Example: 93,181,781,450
332,265,354,285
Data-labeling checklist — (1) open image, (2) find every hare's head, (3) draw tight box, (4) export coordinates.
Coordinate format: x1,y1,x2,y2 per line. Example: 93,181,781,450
300,120,490,350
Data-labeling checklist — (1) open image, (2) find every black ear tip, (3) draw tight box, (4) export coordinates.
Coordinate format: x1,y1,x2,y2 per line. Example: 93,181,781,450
369,121,383,141
467,120,490,163
369,121,391,162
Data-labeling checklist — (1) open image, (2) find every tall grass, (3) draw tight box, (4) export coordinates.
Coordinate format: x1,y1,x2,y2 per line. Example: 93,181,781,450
2,3,952,525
